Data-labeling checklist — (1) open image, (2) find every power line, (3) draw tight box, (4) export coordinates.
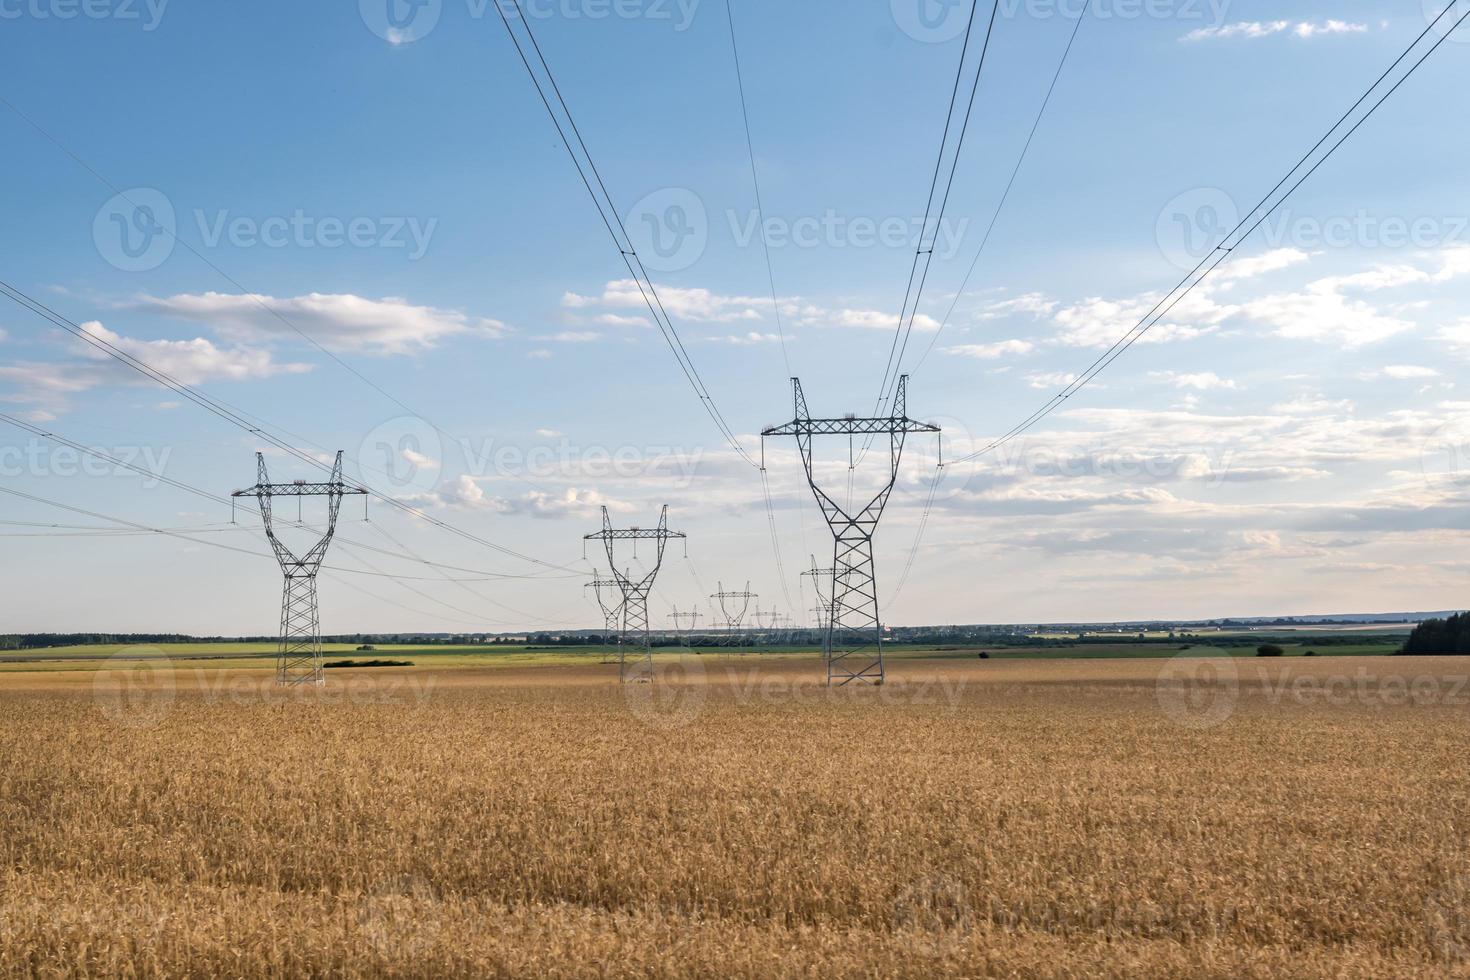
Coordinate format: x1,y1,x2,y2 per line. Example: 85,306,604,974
0,96,562,501
724,0,791,378
911,0,1092,374
0,410,575,581
948,0,1470,468
0,279,582,572
873,0,1000,416
494,0,759,468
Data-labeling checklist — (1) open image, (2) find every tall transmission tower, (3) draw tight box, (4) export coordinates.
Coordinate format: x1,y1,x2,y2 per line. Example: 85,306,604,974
233,451,366,686
584,506,685,683
762,375,939,685
710,582,756,657
585,572,624,665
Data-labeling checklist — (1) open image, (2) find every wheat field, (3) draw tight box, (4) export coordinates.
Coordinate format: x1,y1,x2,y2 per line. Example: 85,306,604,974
2,653,1469,978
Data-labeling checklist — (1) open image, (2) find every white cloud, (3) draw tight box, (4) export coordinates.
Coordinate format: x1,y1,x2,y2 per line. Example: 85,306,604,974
0,320,312,414
1439,319,1470,357
1183,20,1289,41
974,293,1056,320
135,292,507,356
593,313,648,328
1183,20,1367,42
76,320,312,385
535,428,563,438
944,339,1034,360
526,349,552,360
1025,371,1079,390
1382,365,1441,380
401,447,437,469
565,280,766,323
707,332,784,345
1293,20,1369,39
1152,371,1236,391
549,331,600,343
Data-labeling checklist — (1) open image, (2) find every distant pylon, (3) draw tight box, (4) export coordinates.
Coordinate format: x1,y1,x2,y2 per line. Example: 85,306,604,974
801,554,835,637
669,606,702,650
710,582,756,657
584,506,686,683
233,451,366,686
585,571,623,665
762,375,939,685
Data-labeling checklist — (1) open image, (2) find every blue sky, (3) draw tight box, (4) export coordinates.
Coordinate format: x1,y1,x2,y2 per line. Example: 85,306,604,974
2,0,1469,632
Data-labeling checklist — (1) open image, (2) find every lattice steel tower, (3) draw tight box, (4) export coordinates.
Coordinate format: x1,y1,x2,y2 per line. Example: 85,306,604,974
801,553,835,636
762,376,939,685
585,571,624,665
710,582,756,656
233,451,366,686
669,607,702,649
584,506,685,683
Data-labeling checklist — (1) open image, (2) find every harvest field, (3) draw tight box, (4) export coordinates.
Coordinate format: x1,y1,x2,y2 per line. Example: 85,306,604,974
3,654,1470,977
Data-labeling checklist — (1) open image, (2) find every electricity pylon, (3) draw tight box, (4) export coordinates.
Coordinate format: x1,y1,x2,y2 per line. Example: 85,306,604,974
233,451,366,686
711,582,756,656
801,554,835,635
584,506,685,683
669,607,702,650
585,572,623,664
762,375,939,685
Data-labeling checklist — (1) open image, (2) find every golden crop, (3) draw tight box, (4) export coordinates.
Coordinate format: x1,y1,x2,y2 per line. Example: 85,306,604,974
2,654,1469,978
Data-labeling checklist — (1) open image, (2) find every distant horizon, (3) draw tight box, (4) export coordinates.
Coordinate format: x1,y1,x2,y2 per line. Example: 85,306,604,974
5,608,1461,641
